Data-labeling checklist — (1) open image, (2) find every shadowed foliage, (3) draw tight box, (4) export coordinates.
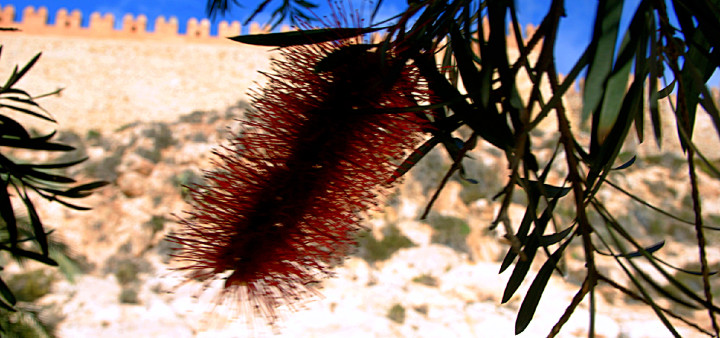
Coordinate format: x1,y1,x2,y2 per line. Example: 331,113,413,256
199,0,720,335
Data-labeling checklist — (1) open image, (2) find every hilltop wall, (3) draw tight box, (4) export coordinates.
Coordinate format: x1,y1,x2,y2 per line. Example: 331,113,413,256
0,5,275,134
1,4,719,158
0,4,552,135
0,5,554,135
0,4,274,41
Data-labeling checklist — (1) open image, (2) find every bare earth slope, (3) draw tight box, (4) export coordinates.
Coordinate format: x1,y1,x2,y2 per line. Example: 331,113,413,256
8,107,713,337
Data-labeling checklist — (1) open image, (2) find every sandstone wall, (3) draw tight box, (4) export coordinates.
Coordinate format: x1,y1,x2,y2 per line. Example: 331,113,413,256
1,4,719,158
0,4,275,133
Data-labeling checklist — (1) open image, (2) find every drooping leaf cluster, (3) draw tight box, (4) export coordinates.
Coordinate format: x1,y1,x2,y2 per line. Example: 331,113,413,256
215,0,720,336
0,46,108,326
206,0,318,28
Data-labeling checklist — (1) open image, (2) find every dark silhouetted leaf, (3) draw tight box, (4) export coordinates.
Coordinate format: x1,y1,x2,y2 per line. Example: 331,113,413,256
612,156,636,170
229,27,385,47
20,157,88,170
499,199,538,273
647,15,663,147
538,226,575,247
0,275,16,306
0,115,31,139
520,180,572,199
597,240,664,258
657,79,676,99
0,103,54,122
502,195,558,302
50,197,91,211
0,294,15,312
515,236,572,334
0,244,58,266
387,136,441,185
587,78,644,191
594,1,647,145
0,137,74,151
582,0,624,123
61,181,110,198
23,193,48,256
0,178,16,248
2,52,41,90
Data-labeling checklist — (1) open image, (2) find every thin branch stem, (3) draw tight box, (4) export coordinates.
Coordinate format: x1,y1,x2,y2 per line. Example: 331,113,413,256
597,273,714,336
686,126,719,335
543,2,598,333
548,276,591,337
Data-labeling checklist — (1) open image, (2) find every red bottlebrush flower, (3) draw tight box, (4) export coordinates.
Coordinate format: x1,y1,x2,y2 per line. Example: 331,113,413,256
168,30,434,324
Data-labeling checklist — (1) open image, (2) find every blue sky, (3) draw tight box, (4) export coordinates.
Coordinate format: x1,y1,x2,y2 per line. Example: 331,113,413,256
2,0,717,85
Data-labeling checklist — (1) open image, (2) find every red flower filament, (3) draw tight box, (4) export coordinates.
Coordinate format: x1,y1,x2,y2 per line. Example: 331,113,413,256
169,36,434,324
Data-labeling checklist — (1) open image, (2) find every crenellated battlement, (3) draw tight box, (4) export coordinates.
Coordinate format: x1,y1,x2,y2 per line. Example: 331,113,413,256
0,3,585,137
0,4,273,42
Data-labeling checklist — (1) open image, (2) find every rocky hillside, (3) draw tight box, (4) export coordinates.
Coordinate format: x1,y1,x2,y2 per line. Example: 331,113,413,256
3,98,719,337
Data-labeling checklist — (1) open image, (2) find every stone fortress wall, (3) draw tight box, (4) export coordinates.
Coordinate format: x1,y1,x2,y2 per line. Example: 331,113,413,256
0,4,272,42
0,4,718,158
0,4,276,133
0,4,554,135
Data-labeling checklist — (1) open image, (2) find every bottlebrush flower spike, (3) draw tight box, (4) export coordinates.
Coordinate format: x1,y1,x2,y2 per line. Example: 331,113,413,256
168,29,434,325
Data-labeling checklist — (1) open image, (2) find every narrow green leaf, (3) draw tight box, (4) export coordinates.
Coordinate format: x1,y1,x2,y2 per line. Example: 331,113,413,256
647,13,662,148
0,103,55,122
50,197,91,211
587,79,644,191
502,195,558,302
0,88,33,98
228,27,386,47
0,115,31,141
0,178,16,248
632,8,652,144
612,156,636,170
61,181,110,198
502,236,539,304
20,157,88,170
657,80,676,99
0,295,15,312
25,169,76,184
0,244,58,266
597,240,664,258
0,137,74,151
500,195,540,273
23,192,48,256
412,52,513,151
33,130,59,143
2,52,41,90
672,0,716,151
519,180,572,199
449,24,483,104
582,0,624,122
387,136,441,185
537,226,575,247
2,95,41,107
595,28,635,144
515,236,572,334
0,276,16,306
